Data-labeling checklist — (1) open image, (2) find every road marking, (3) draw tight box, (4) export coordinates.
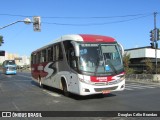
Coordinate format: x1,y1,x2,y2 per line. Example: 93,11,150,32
126,86,146,89
124,87,133,90
143,84,160,87
5,75,12,78
43,89,61,97
126,84,158,88
125,82,159,91
53,100,60,103
12,102,20,111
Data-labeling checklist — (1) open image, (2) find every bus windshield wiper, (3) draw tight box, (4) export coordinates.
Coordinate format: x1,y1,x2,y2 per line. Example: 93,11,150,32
106,60,118,75
94,56,100,75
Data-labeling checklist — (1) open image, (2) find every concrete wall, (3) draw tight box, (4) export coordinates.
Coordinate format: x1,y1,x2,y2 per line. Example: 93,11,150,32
125,74,160,83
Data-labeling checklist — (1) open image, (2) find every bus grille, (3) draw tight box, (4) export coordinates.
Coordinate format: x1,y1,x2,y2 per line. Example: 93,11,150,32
94,86,118,92
8,67,16,71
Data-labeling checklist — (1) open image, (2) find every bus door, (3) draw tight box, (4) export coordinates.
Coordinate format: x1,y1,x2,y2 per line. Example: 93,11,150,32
67,48,79,93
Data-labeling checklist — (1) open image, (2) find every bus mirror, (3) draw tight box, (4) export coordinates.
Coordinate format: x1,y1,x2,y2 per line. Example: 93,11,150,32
71,41,79,56
71,60,77,68
117,43,124,56
41,57,44,62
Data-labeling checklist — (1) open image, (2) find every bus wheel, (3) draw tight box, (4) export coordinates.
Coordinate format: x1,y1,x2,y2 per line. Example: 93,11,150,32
61,80,69,97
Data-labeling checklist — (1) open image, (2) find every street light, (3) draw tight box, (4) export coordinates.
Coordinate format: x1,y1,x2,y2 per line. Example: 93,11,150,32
0,18,32,30
24,18,31,25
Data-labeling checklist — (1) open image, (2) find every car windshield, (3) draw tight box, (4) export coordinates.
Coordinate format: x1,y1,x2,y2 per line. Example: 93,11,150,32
78,43,123,75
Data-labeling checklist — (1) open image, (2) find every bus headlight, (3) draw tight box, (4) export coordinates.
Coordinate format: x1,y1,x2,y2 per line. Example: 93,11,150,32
79,78,91,84
119,75,125,81
116,75,125,83
109,75,125,85
78,74,92,84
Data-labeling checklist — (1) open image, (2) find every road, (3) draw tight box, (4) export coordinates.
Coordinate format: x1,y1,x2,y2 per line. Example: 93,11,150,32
0,71,160,120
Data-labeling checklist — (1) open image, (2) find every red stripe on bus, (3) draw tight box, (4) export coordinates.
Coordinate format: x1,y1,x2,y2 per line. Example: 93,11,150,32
79,34,116,42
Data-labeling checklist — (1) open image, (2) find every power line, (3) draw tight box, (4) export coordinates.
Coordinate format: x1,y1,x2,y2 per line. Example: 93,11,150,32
0,13,153,19
42,13,151,19
0,13,32,18
42,14,152,26
0,12,154,26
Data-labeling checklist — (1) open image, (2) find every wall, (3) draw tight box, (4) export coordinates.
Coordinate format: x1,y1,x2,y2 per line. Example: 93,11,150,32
126,74,160,83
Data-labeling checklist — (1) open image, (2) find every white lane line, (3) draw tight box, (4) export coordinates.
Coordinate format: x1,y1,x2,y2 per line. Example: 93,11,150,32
124,88,134,91
125,86,145,89
126,84,156,88
125,82,160,91
43,89,61,97
12,102,21,111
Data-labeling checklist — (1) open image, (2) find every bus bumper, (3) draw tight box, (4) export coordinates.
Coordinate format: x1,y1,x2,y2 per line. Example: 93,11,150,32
6,70,17,75
78,79,125,96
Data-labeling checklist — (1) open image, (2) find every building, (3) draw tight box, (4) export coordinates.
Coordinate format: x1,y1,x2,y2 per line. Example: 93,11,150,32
125,46,160,73
0,52,30,68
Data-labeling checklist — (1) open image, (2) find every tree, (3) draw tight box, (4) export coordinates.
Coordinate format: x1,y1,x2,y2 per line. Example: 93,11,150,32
0,35,4,46
123,53,134,74
144,58,153,74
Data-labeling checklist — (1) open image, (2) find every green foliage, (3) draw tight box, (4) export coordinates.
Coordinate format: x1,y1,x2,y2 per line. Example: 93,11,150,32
123,53,134,74
144,58,153,74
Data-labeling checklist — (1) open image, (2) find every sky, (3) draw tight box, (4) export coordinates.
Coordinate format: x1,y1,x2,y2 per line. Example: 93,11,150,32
0,0,160,56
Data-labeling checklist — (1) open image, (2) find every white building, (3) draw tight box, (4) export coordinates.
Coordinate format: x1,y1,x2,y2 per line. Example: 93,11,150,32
125,46,160,73
125,47,160,59
0,52,30,67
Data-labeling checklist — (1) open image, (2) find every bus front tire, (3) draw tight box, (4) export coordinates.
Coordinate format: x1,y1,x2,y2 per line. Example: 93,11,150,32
61,80,69,97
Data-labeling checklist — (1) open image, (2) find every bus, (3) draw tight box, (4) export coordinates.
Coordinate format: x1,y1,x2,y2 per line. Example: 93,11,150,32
31,34,125,96
2,60,17,75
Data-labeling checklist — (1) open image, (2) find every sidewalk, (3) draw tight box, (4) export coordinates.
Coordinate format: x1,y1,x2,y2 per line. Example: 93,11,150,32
17,69,31,73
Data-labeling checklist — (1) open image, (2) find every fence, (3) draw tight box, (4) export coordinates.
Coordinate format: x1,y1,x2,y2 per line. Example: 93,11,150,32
125,74,160,83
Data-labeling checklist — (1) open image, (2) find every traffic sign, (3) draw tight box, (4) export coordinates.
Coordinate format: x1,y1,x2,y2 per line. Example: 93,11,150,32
0,50,5,56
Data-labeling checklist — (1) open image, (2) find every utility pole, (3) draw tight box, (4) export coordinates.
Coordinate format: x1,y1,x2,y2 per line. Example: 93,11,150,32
154,12,158,74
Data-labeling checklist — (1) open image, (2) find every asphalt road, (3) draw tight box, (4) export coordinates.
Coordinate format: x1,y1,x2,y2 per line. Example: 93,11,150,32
0,71,160,120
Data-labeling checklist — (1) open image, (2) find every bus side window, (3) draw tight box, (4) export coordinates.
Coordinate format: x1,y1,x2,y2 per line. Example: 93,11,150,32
31,54,34,64
31,54,33,64
42,49,46,62
53,45,56,61
36,52,40,64
63,41,74,64
41,56,44,63
70,50,77,68
55,43,63,61
47,47,53,62
59,43,63,60
50,47,53,61
52,43,63,62
32,54,36,64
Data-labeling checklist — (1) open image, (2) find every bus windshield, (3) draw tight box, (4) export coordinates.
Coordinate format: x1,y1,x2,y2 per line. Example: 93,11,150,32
5,60,16,65
78,43,123,75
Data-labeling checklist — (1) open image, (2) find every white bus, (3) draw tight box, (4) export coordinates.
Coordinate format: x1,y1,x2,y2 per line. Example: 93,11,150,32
31,34,125,96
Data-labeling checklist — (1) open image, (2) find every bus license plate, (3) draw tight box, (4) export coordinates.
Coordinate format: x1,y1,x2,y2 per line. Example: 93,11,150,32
102,90,110,94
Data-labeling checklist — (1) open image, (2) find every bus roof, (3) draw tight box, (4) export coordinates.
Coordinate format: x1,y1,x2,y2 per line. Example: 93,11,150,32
61,34,116,42
32,34,116,53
